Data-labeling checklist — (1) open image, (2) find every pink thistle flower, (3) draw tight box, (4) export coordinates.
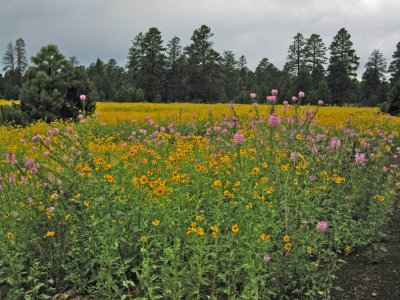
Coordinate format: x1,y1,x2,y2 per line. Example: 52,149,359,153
6,153,17,165
283,100,289,106
250,93,257,99
329,137,341,149
233,132,244,144
268,114,281,127
32,134,43,143
271,89,278,96
355,152,367,166
290,151,300,161
318,100,324,106
298,91,305,98
316,220,328,232
292,96,298,102
80,94,86,101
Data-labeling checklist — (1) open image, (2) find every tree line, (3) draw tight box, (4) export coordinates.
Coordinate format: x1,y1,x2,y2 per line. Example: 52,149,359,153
1,25,400,114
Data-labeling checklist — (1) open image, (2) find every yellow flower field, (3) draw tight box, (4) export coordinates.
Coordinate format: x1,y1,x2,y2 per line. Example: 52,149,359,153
0,99,399,298
93,102,398,127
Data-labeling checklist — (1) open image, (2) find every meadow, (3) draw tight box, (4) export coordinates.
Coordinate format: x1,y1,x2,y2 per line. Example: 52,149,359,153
0,98,399,299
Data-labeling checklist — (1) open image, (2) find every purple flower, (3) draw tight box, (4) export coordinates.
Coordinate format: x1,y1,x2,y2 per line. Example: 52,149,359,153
329,137,341,149
266,96,276,103
283,100,289,106
292,96,297,102
355,152,367,166
268,114,281,127
290,151,300,161
32,134,43,143
233,132,245,144
316,221,328,232
5,153,17,165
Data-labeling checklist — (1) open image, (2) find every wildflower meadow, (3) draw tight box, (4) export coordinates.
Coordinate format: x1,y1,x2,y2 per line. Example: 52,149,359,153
0,93,399,299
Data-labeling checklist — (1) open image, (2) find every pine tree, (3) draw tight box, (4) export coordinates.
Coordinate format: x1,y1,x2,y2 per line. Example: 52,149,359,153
221,50,240,101
185,25,223,102
127,28,166,101
165,36,186,101
361,49,387,106
2,42,15,72
255,58,280,99
127,32,145,84
15,38,28,74
327,28,360,105
384,41,400,114
20,44,95,122
285,33,307,76
304,34,327,89
140,27,166,101
388,41,400,84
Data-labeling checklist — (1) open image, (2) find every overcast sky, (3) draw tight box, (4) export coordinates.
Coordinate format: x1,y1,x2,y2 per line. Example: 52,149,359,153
1,0,399,76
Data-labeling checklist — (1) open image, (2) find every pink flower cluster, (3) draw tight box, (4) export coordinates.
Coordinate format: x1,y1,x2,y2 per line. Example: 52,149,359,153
268,114,281,127
316,221,328,232
233,132,244,144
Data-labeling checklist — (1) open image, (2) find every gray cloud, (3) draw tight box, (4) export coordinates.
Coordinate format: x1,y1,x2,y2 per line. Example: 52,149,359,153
1,0,399,76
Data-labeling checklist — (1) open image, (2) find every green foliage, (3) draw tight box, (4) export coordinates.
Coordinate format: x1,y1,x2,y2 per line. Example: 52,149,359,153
382,79,400,115
115,83,145,102
20,44,95,122
285,33,307,77
0,104,398,298
127,28,166,102
0,103,30,126
361,49,387,106
255,58,281,99
185,25,223,102
165,36,186,102
327,28,360,105
388,41,400,85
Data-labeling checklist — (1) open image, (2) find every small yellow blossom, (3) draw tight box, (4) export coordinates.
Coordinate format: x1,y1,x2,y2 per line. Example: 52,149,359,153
231,224,239,234
44,231,56,238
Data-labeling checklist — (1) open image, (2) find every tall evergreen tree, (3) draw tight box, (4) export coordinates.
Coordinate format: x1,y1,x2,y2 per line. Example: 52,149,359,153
2,39,27,98
15,38,28,74
165,36,186,101
221,50,240,101
383,41,400,114
255,58,280,99
127,28,166,101
304,34,327,89
327,28,360,105
185,25,222,102
2,42,15,72
361,49,387,106
285,33,307,76
140,27,166,101
127,32,145,85
388,41,400,84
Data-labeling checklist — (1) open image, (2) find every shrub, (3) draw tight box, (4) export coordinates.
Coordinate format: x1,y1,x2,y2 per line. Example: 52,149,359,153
0,103,30,126
20,44,96,122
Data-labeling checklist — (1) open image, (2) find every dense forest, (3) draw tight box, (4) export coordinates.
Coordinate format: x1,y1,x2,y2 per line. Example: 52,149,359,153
1,25,400,113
